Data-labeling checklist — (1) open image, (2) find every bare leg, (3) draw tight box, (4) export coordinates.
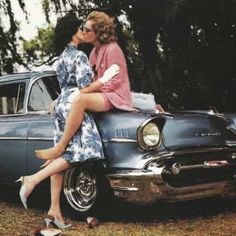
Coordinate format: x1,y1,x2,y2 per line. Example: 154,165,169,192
47,172,64,223
35,93,107,160
20,158,70,201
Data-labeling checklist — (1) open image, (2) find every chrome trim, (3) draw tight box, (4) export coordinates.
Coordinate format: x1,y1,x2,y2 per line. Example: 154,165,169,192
163,181,235,202
27,137,53,141
112,186,139,191
27,110,49,115
25,74,56,114
136,151,174,168
0,119,51,123
63,166,97,212
0,113,26,118
107,167,236,204
1,135,178,143
171,147,230,155
171,162,181,175
175,160,231,171
0,137,26,140
226,141,236,147
0,136,53,141
0,120,28,123
203,160,229,168
28,120,52,123
137,119,162,150
107,169,163,178
0,79,28,116
107,168,165,204
226,125,236,134
195,131,221,137
137,147,231,169
232,153,236,159
109,138,137,143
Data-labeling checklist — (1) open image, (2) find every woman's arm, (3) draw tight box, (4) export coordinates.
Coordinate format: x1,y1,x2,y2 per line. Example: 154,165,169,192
81,64,120,94
80,80,103,93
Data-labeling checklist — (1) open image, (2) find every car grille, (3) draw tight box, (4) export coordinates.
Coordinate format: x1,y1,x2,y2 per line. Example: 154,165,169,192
161,150,236,188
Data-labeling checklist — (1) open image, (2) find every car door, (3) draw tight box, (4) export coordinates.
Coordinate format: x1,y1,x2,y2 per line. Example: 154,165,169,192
26,75,60,174
0,80,28,184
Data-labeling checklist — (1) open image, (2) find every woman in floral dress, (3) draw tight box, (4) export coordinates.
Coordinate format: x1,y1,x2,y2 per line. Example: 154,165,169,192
53,43,104,164
15,13,119,229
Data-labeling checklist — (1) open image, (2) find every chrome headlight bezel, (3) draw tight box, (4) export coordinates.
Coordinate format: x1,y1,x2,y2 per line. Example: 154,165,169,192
137,121,162,150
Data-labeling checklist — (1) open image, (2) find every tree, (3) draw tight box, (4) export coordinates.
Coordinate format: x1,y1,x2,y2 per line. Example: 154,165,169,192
22,25,55,66
0,0,27,74
1,0,236,111
161,0,236,111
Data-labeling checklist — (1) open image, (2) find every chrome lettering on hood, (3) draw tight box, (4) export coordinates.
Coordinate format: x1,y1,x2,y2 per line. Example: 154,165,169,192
195,131,221,137
114,128,130,138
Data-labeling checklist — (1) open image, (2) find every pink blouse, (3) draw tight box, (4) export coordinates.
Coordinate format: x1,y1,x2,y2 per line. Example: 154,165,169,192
89,42,134,111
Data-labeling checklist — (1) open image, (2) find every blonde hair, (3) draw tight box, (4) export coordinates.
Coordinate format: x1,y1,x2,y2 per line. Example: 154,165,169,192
86,11,117,44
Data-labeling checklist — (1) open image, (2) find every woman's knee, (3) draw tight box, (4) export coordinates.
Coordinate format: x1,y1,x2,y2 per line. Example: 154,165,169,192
72,94,88,107
72,93,105,111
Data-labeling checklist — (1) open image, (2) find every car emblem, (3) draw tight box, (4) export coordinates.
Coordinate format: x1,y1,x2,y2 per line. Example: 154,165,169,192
171,162,181,175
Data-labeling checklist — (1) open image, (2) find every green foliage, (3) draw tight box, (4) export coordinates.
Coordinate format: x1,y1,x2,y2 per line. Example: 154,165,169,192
0,0,236,111
23,25,55,63
0,0,27,74
159,0,236,111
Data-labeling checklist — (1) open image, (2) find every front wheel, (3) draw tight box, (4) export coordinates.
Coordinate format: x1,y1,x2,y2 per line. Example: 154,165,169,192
63,161,109,214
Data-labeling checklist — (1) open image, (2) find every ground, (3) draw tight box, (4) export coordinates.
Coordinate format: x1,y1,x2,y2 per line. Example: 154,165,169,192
1,189,236,236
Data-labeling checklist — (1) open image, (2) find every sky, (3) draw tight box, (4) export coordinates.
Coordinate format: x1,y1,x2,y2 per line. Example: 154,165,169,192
7,1,127,40
1,0,57,70
10,0,56,40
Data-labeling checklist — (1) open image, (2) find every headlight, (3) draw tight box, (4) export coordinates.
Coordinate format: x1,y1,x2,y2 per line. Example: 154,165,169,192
138,122,161,150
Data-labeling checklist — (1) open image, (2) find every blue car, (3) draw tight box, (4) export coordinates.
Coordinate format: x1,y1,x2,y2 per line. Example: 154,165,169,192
1,71,236,214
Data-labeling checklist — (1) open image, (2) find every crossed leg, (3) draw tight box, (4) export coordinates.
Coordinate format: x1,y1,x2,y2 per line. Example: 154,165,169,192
35,93,109,160
19,158,71,206
47,172,64,223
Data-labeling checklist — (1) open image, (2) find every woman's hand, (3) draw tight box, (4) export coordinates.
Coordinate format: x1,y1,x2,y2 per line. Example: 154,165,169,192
80,64,120,94
98,64,120,85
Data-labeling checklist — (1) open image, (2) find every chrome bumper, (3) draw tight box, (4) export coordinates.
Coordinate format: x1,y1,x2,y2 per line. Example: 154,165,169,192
106,166,236,204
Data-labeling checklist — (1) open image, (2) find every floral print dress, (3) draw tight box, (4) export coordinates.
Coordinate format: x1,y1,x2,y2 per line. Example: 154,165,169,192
52,44,104,163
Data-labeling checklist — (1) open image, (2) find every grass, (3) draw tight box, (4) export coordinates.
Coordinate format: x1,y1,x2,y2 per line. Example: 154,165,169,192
1,189,236,236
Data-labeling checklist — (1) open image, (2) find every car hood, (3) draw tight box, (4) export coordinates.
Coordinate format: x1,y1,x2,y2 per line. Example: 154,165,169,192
95,110,236,151
162,112,236,151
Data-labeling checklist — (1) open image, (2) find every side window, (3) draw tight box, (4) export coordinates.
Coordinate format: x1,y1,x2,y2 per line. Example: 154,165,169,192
0,82,26,115
28,76,60,112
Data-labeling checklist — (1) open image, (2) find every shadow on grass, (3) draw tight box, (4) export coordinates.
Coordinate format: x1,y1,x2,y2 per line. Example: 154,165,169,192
101,197,236,223
2,184,236,224
64,195,236,224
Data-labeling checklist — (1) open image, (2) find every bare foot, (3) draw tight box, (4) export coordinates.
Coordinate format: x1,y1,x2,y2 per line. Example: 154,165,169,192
35,145,65,160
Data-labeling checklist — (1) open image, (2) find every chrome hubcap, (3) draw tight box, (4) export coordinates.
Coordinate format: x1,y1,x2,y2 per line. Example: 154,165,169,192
63,167,97,212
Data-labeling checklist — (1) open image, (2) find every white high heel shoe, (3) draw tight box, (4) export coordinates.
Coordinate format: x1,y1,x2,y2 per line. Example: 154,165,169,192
44,215,72,229
15,176,28,210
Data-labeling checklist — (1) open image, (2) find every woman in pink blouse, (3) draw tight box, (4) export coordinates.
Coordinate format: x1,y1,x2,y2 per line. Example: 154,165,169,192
35,11,134,161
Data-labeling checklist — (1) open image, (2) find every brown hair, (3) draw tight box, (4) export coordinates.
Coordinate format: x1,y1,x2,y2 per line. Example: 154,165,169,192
86,11,117,44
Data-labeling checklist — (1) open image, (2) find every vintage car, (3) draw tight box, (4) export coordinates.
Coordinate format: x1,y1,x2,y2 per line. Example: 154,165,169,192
1,71,236,214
